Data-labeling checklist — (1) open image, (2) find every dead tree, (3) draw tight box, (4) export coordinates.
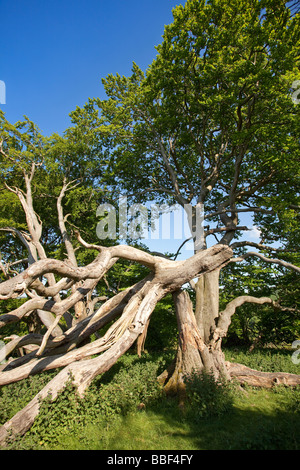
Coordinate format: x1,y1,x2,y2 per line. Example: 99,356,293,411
0,168,299,446
0,235,232,443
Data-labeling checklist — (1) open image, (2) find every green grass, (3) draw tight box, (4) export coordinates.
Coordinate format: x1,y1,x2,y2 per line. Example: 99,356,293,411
1,347,300,450
49,387,300,450
224,345,300,374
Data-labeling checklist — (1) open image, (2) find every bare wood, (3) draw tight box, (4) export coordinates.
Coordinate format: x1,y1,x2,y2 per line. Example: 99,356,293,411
234,251,300,273
57,179,80,267
227,362,300,388
1,238,299,446
0,283,165,445
214,295,275,341
0,250,111,300
0,246,232,385
230,240,291,252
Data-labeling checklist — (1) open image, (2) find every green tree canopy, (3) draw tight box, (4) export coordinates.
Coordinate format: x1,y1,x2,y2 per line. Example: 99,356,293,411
82,0,299,249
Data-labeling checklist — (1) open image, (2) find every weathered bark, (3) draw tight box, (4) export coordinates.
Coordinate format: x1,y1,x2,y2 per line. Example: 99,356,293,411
0,233,299,447
213,295,276,341
159,286,229,399
159,271,300,397
0,282,165,446
227,362,300,388
160,266,223,390
195,269,220,343
232,251,300,273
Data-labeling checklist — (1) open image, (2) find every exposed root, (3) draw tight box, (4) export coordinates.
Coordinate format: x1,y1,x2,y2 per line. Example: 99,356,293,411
226,362,300,388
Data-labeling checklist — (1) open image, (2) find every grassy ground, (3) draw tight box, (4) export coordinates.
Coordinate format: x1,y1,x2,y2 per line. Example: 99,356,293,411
52,388,300,450
1,346,300,450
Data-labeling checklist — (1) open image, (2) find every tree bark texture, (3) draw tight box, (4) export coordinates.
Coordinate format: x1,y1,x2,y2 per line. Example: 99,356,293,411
160,281,229,399
159,271,300,396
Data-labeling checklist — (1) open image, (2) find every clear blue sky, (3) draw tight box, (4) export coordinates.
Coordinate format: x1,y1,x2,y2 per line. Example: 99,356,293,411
1,0,184,135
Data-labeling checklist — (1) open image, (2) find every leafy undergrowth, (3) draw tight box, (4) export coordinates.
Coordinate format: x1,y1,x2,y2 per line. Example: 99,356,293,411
1,347,300,450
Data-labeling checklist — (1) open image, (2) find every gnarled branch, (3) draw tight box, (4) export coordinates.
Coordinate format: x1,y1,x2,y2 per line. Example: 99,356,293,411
231,251,300,273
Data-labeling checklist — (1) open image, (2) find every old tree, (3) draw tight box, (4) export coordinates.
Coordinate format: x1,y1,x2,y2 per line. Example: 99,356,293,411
0,0,300,444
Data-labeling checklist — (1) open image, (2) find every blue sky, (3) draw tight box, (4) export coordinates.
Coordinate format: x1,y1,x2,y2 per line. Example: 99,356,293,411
1,0,184,135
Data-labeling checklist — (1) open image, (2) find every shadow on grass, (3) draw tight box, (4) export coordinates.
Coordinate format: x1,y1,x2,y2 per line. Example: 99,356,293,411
3,349,300,450
97,349,300,450
138,392,300,450
102,381,300,451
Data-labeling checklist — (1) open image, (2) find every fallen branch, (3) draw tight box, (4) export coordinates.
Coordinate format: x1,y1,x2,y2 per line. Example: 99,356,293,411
231,251,300,273
227,362,300,388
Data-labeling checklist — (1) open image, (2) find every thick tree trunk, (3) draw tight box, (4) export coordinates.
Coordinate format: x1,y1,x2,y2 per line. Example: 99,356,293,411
160,273,300,398
159,281,229,400
195,269,220,343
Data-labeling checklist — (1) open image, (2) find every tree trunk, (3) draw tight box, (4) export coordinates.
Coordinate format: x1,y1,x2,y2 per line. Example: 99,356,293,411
195,269,220,343
2,239,299,447
159,277,229,401
159,269,300,398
